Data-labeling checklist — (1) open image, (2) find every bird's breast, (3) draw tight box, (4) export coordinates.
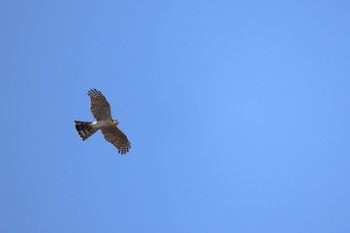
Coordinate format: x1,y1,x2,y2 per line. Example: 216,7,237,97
91,120,113,130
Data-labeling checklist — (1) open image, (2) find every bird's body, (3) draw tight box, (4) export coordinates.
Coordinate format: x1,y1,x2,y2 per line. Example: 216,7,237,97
74,89,131,155
91,119,117,129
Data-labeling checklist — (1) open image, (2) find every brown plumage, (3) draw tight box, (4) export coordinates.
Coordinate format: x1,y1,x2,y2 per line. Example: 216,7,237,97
74,89,131,155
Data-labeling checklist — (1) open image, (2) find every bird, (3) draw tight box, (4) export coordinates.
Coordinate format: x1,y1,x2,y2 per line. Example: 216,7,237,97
74,88,131,155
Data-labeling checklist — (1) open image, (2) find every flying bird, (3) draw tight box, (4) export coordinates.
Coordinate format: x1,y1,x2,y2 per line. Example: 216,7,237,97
74,89,131,155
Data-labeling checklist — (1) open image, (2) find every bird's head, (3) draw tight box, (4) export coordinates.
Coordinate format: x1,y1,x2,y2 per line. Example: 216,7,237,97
113,120,119,125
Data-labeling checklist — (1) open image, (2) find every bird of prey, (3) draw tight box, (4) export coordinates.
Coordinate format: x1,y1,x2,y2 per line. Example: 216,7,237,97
74,89,131,155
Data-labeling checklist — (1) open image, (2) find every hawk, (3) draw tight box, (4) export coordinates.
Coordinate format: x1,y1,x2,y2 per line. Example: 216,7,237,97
74,89,131,155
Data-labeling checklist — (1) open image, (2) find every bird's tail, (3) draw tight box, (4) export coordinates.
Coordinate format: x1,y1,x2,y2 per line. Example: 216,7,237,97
74,121,97,140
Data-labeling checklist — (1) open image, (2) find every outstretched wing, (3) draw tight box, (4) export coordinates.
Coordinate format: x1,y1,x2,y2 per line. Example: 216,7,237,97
88,89,112,121
101,127,131,155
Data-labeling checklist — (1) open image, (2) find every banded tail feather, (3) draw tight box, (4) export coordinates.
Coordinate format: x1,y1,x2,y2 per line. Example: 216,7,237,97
74,121,98,140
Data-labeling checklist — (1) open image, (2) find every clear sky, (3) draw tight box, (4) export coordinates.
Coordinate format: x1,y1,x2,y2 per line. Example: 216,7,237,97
1,0,350,232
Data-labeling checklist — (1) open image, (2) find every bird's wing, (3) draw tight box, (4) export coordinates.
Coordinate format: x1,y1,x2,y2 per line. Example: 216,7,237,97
88,89,112,121
101,127,131,155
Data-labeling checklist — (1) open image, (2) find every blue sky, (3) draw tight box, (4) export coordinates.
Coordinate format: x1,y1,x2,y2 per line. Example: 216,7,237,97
1,0,350,232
